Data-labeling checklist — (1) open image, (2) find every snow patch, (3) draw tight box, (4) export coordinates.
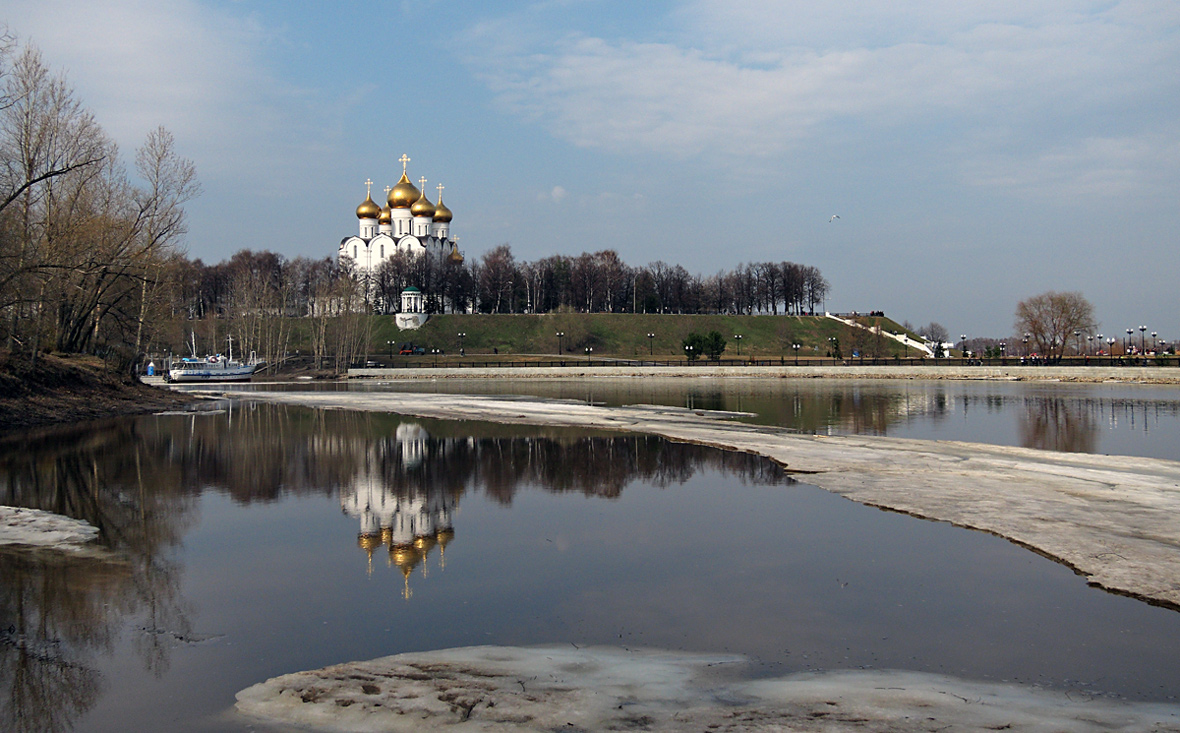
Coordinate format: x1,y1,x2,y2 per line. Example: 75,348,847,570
0,506,100,550
235,645,1180,732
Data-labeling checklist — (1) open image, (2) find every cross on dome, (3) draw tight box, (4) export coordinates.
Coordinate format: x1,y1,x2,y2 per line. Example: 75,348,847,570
418,176,428,191
436,183,444,199
384,185,391,194
398,153,410,173
364,178,373,196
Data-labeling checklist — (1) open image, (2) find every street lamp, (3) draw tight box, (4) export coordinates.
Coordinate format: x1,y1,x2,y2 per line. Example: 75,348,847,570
1087,335,1093,357
1151,331,1158,352
1074,330,1081,358
1021,335,1029,358
999,342,1006,362
1126,328,1133,355
960,334,967,359
585,346,593,362
684,344,694,362
734,334,743,356
386,339,396,361
792,342,801,366
556,331,565,354
1140,325,1147,353
457,332,466,356
647,332,655,355
1107,337,1116,365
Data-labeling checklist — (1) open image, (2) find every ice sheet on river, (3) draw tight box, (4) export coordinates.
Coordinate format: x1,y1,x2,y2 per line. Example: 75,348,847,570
0,505,99,550
233,389,1180,610
235,645,1180,732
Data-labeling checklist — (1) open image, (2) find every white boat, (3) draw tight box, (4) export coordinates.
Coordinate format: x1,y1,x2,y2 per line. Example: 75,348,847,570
166,335,265,383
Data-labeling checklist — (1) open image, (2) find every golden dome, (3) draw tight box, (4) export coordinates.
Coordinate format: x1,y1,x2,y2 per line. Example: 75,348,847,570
447,245,464,265
388,173,420,209
410,191,436,218
378,205,391,224
356,192,380,219
432,197,453,223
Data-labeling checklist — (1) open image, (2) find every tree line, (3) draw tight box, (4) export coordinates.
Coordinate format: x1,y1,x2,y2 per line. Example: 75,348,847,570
360,243,828,317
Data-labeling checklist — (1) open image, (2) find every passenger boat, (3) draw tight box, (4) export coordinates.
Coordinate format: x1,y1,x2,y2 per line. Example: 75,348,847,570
165,335,265,383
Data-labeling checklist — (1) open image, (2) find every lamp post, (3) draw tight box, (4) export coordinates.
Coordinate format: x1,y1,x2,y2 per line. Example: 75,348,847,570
684,344,694,362
585,346,593,363
1107,338,1116,365
457,332,466,356
647,332,655,356
556,331,565,355
1151,331,1158,353
387,339,395,362
1125,328,1133,356
1087,335,1093,357
1140,325,1147,353
960,334,967,360
734,334,743,356
999,342,1006,363
1074,330,1081,359
792,342,801,366
1022,335,1029,358
827,336,840,361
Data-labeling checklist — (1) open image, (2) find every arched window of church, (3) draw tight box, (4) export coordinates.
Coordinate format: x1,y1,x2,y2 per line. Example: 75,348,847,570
381,244,384,258
353,245,357,259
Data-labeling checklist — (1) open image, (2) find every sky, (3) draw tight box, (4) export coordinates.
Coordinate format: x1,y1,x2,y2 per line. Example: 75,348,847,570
6,0,1179,340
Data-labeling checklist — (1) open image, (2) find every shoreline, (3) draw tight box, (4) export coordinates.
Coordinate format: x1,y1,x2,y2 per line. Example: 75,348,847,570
344,363,1180,384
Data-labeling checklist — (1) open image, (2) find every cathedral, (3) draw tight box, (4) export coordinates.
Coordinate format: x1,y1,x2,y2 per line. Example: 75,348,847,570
338,154,464,326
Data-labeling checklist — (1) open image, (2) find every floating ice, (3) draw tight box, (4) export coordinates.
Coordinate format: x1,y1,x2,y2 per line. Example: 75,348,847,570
0,505,99,550
235,645,1180,732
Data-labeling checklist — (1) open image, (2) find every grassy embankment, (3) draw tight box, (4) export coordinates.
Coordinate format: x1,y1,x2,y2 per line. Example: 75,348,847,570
364,313,919,362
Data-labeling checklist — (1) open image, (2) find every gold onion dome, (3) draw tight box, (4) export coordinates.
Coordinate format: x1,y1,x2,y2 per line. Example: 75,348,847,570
378,205,391,224
411,191,436,218
356,193,381,219
388,173,420,209
432,197,453,223
447,245,464,265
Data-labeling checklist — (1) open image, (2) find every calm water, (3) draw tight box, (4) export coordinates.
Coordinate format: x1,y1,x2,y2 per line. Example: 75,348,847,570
2,399,1180,732
220,377,1180,459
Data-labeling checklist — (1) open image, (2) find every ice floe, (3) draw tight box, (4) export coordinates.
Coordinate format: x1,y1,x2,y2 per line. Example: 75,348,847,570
0,505,99,550
236,645,1180,732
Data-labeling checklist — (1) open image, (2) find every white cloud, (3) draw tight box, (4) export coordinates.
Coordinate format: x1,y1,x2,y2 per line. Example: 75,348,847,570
3,0,340,193
464,1,1180,197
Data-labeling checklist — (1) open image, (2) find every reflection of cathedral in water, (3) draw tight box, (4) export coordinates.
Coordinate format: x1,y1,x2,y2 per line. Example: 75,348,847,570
339,423,456,598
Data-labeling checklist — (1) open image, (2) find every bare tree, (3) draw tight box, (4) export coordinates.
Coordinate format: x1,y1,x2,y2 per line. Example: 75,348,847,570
1015,291,1097,360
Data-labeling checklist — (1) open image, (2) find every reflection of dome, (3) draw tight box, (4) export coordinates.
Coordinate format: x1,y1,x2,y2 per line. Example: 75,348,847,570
388,173,420,209
414,534,437,555
359,533,383,551
390,543,421,570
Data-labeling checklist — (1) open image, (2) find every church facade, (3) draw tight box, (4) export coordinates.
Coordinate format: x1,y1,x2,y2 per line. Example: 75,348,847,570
338,154,463,326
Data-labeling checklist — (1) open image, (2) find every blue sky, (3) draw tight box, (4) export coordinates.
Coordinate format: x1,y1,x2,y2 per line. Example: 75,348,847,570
7,1,1179,339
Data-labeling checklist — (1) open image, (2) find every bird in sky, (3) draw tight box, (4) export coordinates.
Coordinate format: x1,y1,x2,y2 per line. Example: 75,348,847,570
829,215,840,223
